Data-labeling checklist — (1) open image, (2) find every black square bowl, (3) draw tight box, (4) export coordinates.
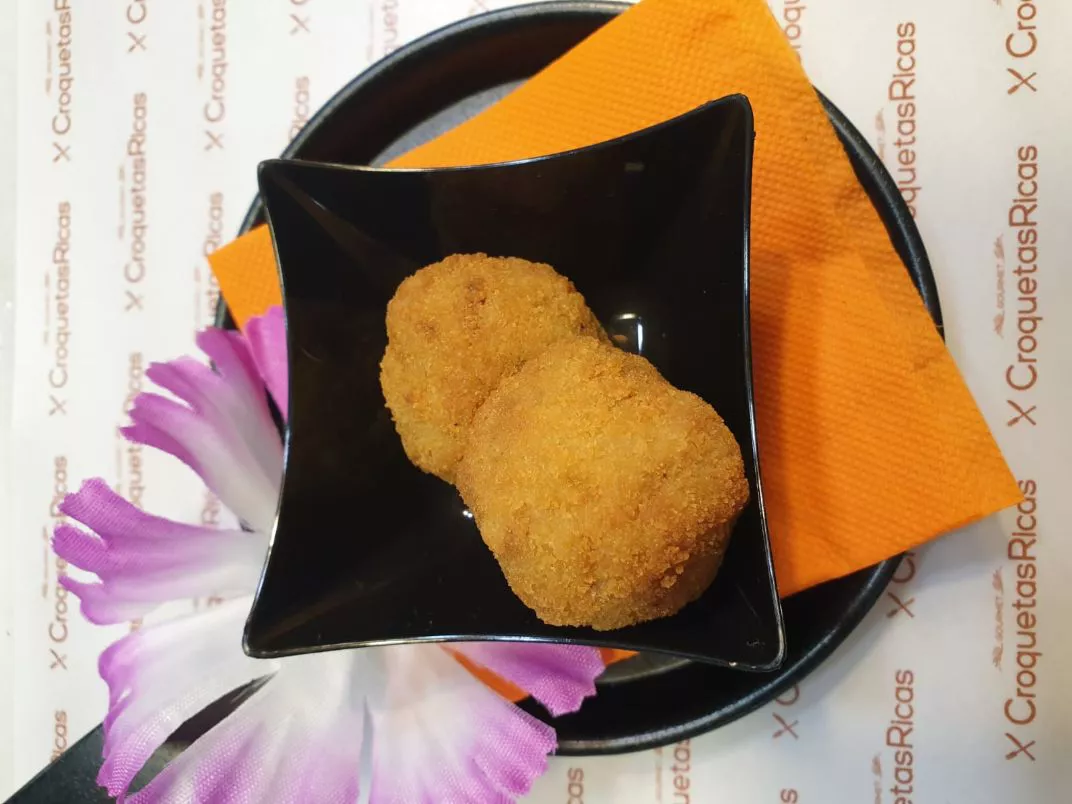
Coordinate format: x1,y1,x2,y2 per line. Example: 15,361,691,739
246,94,785,670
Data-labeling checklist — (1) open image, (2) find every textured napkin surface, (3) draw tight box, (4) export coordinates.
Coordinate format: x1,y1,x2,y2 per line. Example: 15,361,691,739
210,0,1019,599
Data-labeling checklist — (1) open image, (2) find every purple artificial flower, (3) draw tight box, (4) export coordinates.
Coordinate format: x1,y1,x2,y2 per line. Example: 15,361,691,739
54,307,605,803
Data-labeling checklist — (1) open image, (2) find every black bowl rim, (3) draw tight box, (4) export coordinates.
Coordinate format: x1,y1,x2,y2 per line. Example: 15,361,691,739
219,0,942,753
249,93,786,669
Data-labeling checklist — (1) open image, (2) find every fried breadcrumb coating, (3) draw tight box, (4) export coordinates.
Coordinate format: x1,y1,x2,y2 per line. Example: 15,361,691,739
380,253,605,481
455,337,749,630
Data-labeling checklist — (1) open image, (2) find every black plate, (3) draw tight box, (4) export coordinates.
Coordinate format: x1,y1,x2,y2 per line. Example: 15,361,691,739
8,9,942,799
249,95,786,670
228,1,938,753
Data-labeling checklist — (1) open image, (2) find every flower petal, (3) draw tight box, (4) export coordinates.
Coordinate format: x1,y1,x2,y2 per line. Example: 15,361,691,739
96,599,275,799
123,389,279,534
145,357,279,487
59,478,210,542
448,643,604,717
194,328,283,479
128,651,366,804
118,326,282,532
53,479,265,624
368,645,556,804
245,306,289,421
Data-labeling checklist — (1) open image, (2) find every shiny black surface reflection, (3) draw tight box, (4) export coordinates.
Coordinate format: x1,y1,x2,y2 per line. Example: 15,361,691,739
247,95,785,670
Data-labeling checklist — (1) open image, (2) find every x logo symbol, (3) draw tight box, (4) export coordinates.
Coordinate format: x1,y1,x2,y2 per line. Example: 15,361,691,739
1007,399,1037,427
886,592,915,618
205,130,224,151
53,142,70,162
1007,68,1038,94
49,395,67,416
50,648,68,670
290,13,310,34
772,713,799,740
1005,732,1036,761
127,32,147,52
125,290,144,312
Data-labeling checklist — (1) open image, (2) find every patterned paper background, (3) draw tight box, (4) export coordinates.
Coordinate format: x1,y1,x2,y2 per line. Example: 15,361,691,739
3,0,1070,801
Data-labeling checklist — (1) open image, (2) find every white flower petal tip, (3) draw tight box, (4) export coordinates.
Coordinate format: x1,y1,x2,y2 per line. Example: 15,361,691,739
449,642,605,717
245,305,289,421
127,652,364,804
369,646,557,804
122,334,283,533
52,478,265,624
96,600,274,800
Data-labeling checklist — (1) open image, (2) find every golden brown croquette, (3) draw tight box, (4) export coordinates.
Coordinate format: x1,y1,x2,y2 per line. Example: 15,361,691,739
380,254,606,481
455,337,749,630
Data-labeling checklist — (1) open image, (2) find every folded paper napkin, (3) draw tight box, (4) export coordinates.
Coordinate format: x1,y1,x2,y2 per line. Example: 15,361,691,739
210,0,1018,609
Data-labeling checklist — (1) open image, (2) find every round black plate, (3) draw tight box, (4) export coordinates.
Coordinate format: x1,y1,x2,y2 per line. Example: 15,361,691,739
224,1,940,755
3,6,944,802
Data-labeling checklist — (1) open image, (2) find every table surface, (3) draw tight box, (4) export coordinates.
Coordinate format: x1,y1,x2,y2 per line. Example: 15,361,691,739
2,1,1071,802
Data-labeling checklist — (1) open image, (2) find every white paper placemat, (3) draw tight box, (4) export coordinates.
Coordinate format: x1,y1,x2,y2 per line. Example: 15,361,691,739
0,4,18,796
6,0,1071,801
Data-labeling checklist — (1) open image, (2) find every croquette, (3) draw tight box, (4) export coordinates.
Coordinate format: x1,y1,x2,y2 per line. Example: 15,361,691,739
455,337,749,630
380,253,606,481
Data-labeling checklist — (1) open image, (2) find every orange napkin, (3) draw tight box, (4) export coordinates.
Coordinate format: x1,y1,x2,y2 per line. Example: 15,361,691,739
209,0,1020,671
